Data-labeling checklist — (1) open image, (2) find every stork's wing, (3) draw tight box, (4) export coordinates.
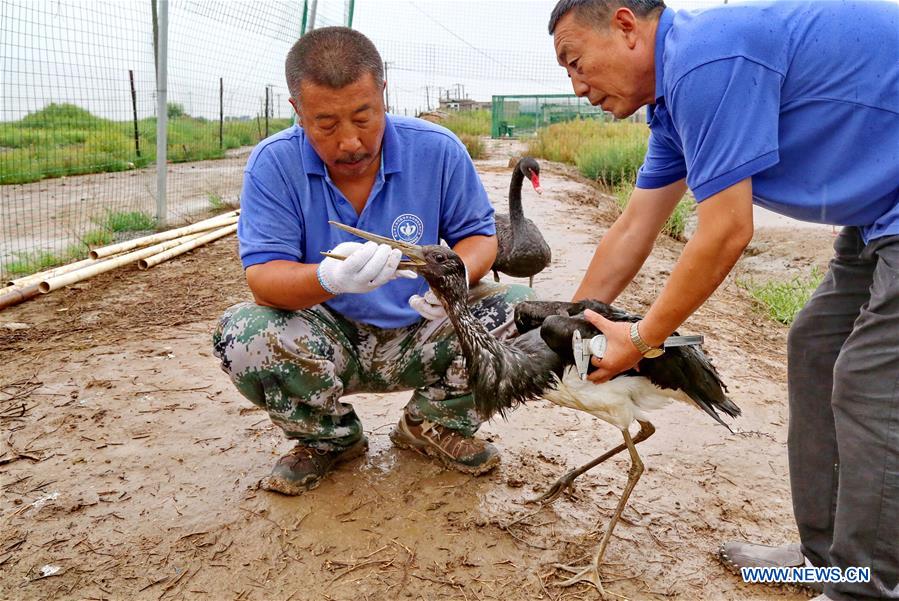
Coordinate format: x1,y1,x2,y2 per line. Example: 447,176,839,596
514,299,640,335
536,312,740,429
638,345,740,428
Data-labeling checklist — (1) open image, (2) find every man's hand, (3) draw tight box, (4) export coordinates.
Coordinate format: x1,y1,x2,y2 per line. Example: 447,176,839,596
409,289,447,320
317,241,415,295
583,309,643,383
409,263,468,320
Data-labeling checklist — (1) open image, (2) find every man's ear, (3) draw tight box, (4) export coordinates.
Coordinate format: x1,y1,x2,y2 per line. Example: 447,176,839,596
288,96,302,120
612,7,639,48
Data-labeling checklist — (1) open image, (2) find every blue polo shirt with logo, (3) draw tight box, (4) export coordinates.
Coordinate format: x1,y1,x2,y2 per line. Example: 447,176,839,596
636,2,899,243
238,114,495,328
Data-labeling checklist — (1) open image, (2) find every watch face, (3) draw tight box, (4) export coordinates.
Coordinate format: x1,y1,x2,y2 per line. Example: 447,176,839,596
644,348,665,359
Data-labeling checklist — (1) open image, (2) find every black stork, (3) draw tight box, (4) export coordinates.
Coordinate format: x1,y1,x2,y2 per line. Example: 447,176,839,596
492,157,551,287
327,221,739,594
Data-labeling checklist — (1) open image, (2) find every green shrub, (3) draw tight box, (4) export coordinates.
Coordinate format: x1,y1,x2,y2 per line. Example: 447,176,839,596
457,134,486,159
575,140,647,188
529,119,648,167
739,267,824,324
441,110,491,137
167,103,186,119
614,182,694,241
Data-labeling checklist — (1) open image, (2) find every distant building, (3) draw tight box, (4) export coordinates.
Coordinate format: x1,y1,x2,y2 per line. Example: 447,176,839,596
437,97,490,112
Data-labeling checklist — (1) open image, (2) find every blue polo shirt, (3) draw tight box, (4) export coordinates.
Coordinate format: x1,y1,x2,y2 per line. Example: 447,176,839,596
637,2,899,243
238,115,495,328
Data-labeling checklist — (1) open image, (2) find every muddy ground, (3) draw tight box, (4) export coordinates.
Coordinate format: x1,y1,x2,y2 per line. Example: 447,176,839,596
0,139,835,600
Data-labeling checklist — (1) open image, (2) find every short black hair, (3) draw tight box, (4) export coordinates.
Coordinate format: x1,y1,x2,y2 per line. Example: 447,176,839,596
285,27,384,99
548,0,666,34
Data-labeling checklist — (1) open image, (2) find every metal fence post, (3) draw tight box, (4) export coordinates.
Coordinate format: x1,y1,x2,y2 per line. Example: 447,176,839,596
308,0,318,31
219,77,224,149
129,70,141,158
155,0,168,226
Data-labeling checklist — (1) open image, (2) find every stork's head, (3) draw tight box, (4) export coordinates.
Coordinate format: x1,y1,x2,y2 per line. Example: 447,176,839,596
327,221,469,302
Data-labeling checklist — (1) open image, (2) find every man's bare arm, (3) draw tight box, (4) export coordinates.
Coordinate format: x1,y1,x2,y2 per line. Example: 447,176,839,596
638,178,754,346
452,234,498,286
245,261,333,311
573,179,688,303
585,178,754,382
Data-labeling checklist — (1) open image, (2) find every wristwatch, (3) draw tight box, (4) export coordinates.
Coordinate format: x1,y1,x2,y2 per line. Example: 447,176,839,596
630,321,664,358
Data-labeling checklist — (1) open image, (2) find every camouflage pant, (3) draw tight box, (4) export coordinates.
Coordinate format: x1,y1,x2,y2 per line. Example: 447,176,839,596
212,281,534,450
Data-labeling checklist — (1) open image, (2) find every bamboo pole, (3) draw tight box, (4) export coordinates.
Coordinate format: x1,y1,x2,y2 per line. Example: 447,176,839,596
138,223,237,270
89,211,239,259
40,231,207,294
0,283,40,311
6,256,101,288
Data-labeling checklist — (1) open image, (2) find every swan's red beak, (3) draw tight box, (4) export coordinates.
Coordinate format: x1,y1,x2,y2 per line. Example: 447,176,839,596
528,170,543,195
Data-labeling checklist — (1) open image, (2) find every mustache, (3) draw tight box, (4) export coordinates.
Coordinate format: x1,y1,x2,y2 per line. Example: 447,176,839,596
336,152,370,164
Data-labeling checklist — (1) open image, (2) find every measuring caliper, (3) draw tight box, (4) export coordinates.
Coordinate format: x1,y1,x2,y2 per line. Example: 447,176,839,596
572,330,705,380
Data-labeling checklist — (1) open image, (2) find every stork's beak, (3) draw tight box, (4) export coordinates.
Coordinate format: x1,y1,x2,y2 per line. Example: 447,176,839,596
327,220,427,266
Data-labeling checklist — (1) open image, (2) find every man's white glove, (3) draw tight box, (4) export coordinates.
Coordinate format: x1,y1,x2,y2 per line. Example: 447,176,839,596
317,241,415,295
409,265,468,321
409,289,447,321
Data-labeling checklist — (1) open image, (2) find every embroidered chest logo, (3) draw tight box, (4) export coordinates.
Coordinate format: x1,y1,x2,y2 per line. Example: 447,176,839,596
391,213,424,244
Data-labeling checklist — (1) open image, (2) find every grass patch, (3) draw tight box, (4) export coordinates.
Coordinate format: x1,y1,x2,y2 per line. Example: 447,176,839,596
457,134,486,160
739,267,824,324
207,192,238,212
101,210,156,232
0,102,293,185
576,140,647,188
81,229,115,247
664,198,693,241
529,119,647,164
4,241,97,278
614,182,694,241
4,250,69,277
529,119,648,187
440,109,491,137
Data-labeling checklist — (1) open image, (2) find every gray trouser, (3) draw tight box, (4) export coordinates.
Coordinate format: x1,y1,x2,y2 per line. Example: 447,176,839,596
788,227,899,600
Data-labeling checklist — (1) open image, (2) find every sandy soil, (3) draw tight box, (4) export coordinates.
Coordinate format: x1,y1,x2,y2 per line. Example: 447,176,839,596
0,139,836,600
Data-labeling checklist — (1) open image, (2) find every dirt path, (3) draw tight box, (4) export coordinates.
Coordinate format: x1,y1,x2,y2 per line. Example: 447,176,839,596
0,139,834,600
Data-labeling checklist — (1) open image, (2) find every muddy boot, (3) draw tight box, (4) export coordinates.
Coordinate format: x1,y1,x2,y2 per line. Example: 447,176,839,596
389,414,500,475
260,437,368,495
718,541,823,593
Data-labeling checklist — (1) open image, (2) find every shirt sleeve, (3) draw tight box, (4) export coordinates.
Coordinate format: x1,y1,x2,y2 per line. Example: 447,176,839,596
668,57,783,201
438,136,496,247
636,120,687,189
238,154,306,269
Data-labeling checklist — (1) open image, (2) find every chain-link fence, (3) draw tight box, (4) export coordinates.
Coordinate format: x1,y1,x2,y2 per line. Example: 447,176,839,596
0,0,302,279
1,0,725,281
491,94,607,138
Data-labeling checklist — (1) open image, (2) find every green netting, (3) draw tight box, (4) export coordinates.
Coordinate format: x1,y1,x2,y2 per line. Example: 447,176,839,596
491,94,606,138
